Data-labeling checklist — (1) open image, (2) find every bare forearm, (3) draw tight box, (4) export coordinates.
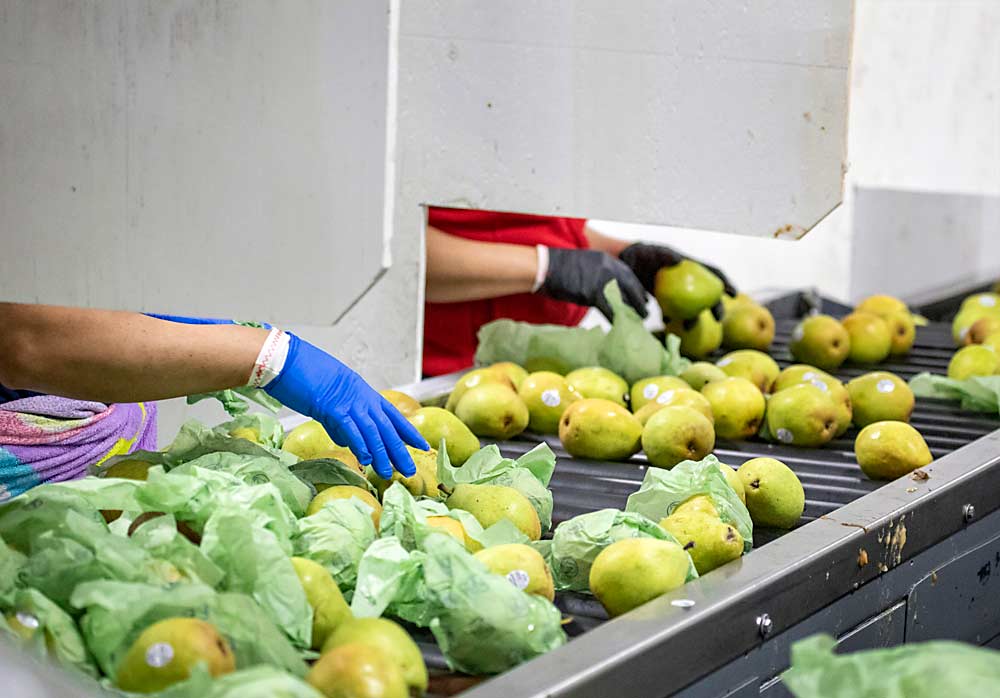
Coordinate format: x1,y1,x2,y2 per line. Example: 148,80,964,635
584,223,630,257
0,303,267,403
425,226,539,302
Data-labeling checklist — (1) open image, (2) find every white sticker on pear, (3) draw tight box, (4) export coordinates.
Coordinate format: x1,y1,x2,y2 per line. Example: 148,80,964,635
877,379,896,393
656,390,676,405
776,428,794,443
809,379,829,392
793,325,805,342
717,357,732,367
506,569,530,590
146,642,174,668
981,296,997,307
642,384,659,400
15,612,39,630
541,389,561,407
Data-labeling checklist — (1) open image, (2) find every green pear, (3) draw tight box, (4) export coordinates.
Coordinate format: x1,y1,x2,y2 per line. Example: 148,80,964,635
966,316,1000,345
446,484,541,541
855,421,933,480
882,311,916,355
283,420,337,460
367,447,440,499
409,407,481,466
634,386,714,425
716,349,780,393
454,384,529,439
666,309,723,358
445,367,515,412
984,331,1000,353
320,618,426,696
765,383,840,447
856,295,908,316
518,371,582,434
789,315,850,370
307,643,407,698
700,377,766,440
589,538,691,617
847,372,914,427
641,406,715,468
307,486,382,528
103,458,154,480
772,365,852,436
291,557,352,650
680,362,728,391
737,458,804,529
952,306,998,346
659,511,743,575
565,367,629,406
722,303,775,351
559,398,643,461
960,292,1000,314
672,494,719,517
379,390,421,418
490,362,529,389
654,260,725,320
474,543,555,601
116,618,235,693
841,311,892,363
948,345,999,380
630,375,690,411
717,464,746,504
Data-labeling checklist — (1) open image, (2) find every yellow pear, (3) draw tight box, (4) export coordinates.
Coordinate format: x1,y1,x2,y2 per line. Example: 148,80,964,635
367,447,439,499
640,406,715,468
715,349,780,393
789,315,850,370
589,538,691,617
307,643,408,698
738,458,804,529
717,464,746,504
115,618,235,693
446,484,541,541
630,375,690,411
445,367,514,412
379,390,421,418
455,384,529,439
320,619,426,696
679,362,728,391
948,345,999,380
701,377,766,440
856,295,908,316
283,421,337,460
966,316,1000,345
841,312,892,364
773,365,853,436
983,331,1000,353
228,427,260,443
882,311,916,355
640,386,713,423
659,511,743,575
307,486,382,528
765,383,840,447
490,362,529,390
314,445,364,476
517,371,582,434
559,398,642,461
291,557,351,650
666,309,723,358
847,372,914,427
426,516,472,548
855,421,933,480
672,494,720,518
409,407,481,466
565,367,630,406
474,543,555,601
722,303,775,351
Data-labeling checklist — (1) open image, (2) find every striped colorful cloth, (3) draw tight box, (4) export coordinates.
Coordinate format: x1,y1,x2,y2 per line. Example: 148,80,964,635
0,395,157,501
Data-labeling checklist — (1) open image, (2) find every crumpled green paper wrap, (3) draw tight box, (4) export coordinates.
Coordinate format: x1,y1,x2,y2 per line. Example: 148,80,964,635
71,581,307,680
128,513,224,587
291,497,377,591
0,486,109,553
910,373,1000,416
782,634,1000,698
187,386,284,418
171,453,312,517
289,459,376,495
415,498,529,549
438,442,556,534
545,508,696,592
0,536,26,605
158,665,322,698
215,413,286,449
474,281,689,384
625,456,753,553
0,587,95,676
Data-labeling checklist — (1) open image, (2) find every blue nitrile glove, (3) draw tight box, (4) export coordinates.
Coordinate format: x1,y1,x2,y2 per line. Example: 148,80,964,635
264,334,429,478
145,313,272,329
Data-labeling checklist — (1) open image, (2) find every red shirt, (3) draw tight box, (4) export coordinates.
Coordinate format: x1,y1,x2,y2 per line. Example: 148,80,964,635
423,207,590,376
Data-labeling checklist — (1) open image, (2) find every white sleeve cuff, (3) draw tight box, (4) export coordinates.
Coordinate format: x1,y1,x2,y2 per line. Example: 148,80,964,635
531,244,550,293
247,329,290,388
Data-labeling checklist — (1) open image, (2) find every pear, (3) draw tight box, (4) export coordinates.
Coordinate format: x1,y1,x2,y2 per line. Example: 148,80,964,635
789,315,850,370
717,464,746,504
773,364,836,393
960,292,1000,314
565,367,629,406
672,494,720,517
474,543,555,601
666,309,723,358
701,377,766,440
952,307,997,346
766,383,840,447
715,350,780,393
367,447,439,499
841,312,892,364
283,420,337,460
445,367,515,412
641,406,715,468
228,426,260,443
966,316,1000,345
320,619,426,696
379,390,421,418
659,511,743,575
518,371,582,434
722,303,775,351
103,459,154,480
773,365,852,436
983,331,1000,353
654,260,725,320
446,484,541,541
855,421,933,480
589,538,691,617
948,345,1000,380
426,516,474,549
115,618,235,693
634,387,714,425
679,362,728,391
409,407,481,466
490,362,529,390
856,295,908,316
847,372,914,427
455,384,529,439
307,643,408,698
307,486,382,528
559,398,643,461
630,375,690,411
291,557,351,650
882,311,916,355
738,458,804,529
314,445,364,476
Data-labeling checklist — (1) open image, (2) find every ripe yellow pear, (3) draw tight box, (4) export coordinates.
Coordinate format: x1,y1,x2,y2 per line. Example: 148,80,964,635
966,316,1000,345
666,309,723,358
283,421,338,460
701,377,766,440
672,494,720,518
366,447,439,499
960,292,1000,314
856,295,908,316
855,421,933,480
630,375,690,411
765,383,840,447
446,484,541,541
738,458,804,529
454,384,529,440
115,618,235,693
518,371,582,434
290,557,352,650
307,643,407,698
320,618,426,696
882,311,916,355
228,426,260,443
716,464,746,504
948,345,1000,380
409,407,481,466
589,538,691,617
307,486,382,528
379,390,421,418
634,386,714,425
772,365,852,436
722,303,775,351
641,406,715,468
679,362,728,391
426,516,473,549
716,350,780,393
474,543,555,601
565,367,630,406
490,362,529,390
654,260,725,320
841,312,892,364
445,367,515,412
659,511,743,575
846,372,914,427
789,315,850,370
559,398,642,461
314,445,364,476
983,331,1000,353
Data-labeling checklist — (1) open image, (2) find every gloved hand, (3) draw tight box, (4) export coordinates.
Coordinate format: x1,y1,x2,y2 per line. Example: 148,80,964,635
146,313,271,329
540,247,649,319
618,242,737,323
264,334,429,479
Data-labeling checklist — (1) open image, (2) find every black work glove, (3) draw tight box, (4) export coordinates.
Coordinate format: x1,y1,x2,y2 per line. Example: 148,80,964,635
619,242,737,326
540,247,649,320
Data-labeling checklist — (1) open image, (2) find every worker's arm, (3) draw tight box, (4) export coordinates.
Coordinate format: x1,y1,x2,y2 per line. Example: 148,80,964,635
0,303,427,478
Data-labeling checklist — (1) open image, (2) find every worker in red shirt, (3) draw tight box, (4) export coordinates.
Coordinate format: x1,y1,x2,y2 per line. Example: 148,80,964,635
423,207,735,376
